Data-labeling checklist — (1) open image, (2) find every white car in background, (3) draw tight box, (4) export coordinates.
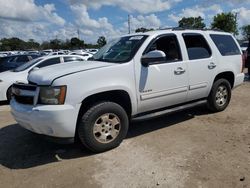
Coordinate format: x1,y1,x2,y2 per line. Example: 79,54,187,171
0,55,85,101
69,51,93,60
47,51,65,56
86,49,99,54
240,41,249,53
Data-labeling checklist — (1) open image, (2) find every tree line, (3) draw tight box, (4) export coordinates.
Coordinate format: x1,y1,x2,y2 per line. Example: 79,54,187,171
0,36,107,51
136,12,250,40
1,11,250,51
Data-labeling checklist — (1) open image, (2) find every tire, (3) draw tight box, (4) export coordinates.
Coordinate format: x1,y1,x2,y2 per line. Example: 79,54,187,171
6,87,12,102
77,102,129,153
207,79,231,112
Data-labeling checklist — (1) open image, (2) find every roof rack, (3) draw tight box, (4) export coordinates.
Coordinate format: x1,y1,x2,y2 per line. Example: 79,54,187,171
158,27,224,32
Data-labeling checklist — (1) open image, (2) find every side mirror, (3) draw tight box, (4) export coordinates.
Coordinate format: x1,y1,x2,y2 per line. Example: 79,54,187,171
141,50,166,67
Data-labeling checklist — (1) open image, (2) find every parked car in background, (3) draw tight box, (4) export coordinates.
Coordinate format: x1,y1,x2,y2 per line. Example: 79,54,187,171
86,49,99,54
42,49,53,55
240,41,248,53
69,51,93,60
0,55,85,101
0,54,40,73
47,51,65,56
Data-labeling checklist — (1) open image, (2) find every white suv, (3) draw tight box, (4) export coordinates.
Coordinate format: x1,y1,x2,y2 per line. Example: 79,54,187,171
10,29,245,152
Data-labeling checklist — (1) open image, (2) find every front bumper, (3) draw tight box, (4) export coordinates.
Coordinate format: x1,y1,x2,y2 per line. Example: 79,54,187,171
0,82,10,101
10,99,81,138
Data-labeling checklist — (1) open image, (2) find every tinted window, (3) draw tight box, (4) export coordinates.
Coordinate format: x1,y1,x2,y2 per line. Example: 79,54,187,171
64,56,84,62
16,56,29,62
145,35,182,62
37,58,60,68
210,34,240,56
240,42,248,48
92,35,148,63
183,33,211,60
14,57,43,72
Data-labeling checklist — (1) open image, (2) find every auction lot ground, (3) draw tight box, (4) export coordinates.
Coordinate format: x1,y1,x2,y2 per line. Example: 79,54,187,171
0,82,250,188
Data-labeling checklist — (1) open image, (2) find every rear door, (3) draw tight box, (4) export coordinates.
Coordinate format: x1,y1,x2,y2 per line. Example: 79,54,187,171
182,33,218,101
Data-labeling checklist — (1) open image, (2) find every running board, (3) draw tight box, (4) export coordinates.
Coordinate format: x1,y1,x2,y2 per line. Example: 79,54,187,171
132,100,207,121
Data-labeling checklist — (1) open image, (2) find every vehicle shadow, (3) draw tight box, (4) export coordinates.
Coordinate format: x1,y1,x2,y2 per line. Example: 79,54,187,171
127,105,209,138
0,101,8,106
0,105,210,170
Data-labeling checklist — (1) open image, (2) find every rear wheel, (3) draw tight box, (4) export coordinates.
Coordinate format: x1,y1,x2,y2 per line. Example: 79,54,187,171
77,102,129,153
207,79,231,112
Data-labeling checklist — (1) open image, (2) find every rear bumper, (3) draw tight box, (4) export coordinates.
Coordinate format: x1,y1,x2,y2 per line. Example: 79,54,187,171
234,73,245,88
10,99,81,138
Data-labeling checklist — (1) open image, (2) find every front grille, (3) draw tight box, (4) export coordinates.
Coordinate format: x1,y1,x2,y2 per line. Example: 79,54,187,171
12,83,37,105
14,95,34,105
13,83,36,91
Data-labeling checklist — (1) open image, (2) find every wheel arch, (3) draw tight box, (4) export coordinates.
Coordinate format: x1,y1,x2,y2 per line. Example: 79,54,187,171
213,71,235,88
74,90,132,142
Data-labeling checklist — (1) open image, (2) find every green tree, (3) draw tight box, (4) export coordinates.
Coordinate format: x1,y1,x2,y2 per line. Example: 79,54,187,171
49,39,62,50
97,36,107,47
135,27,154,33
26,39,40,50
0,37,26,51
178,16,206,29
241,25,250,39
70,37,84,49
211,12,238,35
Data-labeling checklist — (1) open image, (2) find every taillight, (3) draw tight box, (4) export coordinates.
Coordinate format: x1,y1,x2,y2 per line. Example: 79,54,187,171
241,53,246,73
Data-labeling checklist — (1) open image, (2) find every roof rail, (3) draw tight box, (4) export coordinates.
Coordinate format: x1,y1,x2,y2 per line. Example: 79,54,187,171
157,27,225,32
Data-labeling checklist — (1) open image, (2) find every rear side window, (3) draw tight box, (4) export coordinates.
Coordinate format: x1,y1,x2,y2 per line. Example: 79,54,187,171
210,34,240,56
37,57,60,68
183,33,212,60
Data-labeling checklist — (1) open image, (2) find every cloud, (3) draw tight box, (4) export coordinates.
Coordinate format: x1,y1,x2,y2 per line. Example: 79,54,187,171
168,4,222,25
70,3,162,42
69,4,122,43
129,14,161,31
0,0,65,26
232,7,250,26
0,19,50,42
68,0,182,14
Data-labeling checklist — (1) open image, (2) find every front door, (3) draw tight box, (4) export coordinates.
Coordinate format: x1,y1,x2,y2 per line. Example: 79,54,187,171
137,34,189,113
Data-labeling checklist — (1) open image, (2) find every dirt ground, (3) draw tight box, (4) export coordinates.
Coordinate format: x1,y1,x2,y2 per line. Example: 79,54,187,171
0,81,250,188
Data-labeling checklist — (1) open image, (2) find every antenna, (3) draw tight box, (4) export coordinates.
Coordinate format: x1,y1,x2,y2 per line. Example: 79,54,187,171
128,15,131,34
77,28,80,40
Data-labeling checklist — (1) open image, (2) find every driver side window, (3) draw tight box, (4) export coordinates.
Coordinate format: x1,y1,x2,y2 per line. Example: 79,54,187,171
146,35,182,62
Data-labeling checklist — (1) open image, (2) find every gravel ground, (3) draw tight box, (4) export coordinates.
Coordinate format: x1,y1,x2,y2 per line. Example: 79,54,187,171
0,81,249,188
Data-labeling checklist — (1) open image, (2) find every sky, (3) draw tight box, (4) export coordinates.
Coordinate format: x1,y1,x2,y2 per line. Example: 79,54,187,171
0,0,250,43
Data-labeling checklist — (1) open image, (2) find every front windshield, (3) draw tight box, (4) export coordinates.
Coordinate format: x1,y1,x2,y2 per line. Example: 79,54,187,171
14,57,43,72
92,35,148,63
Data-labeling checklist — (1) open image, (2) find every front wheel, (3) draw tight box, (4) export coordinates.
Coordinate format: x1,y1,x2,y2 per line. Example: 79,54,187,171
77,102,129,153
207,79,231,112
6,87,12,102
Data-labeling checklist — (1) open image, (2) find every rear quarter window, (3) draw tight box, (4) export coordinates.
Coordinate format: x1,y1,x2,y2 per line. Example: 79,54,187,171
210,34,240,56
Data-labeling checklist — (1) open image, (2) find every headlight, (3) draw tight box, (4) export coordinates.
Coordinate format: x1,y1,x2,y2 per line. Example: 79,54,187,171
39,86,67,105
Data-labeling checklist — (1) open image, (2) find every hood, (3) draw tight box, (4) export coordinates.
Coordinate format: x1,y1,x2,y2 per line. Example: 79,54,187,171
28,61,115,85
0,70,17,80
